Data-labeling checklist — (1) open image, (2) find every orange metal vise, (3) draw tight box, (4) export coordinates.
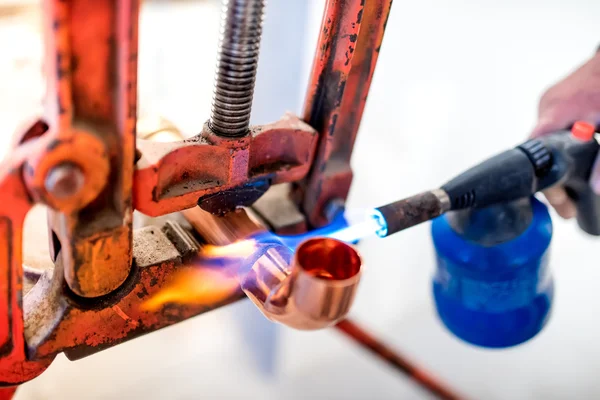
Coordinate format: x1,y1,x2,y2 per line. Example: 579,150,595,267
0,0,392,391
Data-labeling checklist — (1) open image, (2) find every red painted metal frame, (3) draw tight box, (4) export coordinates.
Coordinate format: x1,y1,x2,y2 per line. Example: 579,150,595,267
43,0,137,299
0,142,55,384
134,115,317,216
0,0,395,394
296,0,393,228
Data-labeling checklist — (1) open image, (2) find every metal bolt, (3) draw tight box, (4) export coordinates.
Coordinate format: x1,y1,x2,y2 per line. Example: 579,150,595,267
209,0,267,137
45,163,85,199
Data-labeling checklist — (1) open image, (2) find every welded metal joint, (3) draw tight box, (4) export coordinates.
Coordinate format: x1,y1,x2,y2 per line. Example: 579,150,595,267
209,0,267,137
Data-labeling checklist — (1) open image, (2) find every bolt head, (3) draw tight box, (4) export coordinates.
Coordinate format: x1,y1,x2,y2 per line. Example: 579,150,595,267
45,164,85,199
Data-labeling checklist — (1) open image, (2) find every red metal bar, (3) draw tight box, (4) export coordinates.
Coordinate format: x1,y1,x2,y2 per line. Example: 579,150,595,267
296,0,393,228
44,0,139,298
0,141,55,385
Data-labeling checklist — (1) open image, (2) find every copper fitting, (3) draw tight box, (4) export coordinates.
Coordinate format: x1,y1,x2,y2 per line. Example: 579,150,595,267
182,205,362,330
241,237,362,330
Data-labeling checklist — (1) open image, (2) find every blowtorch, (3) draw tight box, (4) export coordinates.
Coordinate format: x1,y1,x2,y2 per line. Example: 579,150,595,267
363,121,600,348
371,121,600,238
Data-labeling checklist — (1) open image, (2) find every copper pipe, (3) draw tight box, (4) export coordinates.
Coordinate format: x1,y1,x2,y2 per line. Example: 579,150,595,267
242,237,362,330
335,319,466,400
182,206,265,246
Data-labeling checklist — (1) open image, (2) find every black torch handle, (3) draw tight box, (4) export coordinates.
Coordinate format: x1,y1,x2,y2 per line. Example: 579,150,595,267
441,129,600,236
558,136,600,235
376,128,600,238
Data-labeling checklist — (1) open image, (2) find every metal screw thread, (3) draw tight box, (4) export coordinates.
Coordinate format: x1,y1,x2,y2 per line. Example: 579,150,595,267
209,0,266,137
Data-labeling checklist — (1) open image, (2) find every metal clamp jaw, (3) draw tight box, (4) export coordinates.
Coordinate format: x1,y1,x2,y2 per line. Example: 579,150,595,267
0,0,393,389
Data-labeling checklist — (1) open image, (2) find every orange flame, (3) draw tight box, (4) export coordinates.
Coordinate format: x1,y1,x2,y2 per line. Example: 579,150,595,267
201,239,258,258
141,240,259,311
141,268,239,311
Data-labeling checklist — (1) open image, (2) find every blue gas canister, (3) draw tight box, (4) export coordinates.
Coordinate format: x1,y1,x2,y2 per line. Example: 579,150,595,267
431,196,553,348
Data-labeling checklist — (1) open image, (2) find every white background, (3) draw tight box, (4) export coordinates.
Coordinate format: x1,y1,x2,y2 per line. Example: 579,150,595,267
2,0,600,398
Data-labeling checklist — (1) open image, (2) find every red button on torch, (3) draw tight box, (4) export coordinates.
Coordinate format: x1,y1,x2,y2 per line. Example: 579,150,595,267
571,121,596,141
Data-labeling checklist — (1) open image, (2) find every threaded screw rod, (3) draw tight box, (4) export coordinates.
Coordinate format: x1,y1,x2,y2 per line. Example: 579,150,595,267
209,0,266,137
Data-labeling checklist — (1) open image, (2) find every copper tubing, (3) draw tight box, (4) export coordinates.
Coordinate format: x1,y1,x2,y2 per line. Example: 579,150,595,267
336,320,466,400
241,237,362,330
182,206,266,246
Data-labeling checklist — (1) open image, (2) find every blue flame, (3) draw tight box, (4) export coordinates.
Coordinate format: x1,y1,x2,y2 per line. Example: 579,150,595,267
252,209,387,250
369,209,388,237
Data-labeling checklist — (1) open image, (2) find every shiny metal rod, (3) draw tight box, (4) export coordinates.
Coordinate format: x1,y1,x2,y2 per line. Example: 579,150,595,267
209,0,266,137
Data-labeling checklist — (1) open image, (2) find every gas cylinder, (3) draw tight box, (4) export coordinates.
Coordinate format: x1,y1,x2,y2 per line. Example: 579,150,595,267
431,196,553,348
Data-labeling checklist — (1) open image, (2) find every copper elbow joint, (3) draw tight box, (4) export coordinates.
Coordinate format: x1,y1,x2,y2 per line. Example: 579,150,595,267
241,237,362,330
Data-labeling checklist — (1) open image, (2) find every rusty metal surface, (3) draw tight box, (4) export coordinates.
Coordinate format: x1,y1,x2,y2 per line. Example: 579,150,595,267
294,0,393,228
23,267,44,296
161,221,200,258
23,223,245,362
0,141,55,385
41,0,139,298
134,114,318,216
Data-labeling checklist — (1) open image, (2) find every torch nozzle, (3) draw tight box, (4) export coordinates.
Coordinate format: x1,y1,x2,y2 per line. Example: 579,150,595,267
372,189,451,238
273,190,451,245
